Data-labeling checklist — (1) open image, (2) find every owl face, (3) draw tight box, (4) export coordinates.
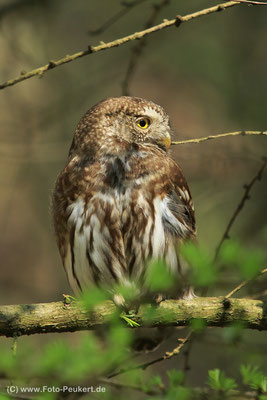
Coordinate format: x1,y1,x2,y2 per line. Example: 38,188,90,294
122,104,172,150
72,97,172,157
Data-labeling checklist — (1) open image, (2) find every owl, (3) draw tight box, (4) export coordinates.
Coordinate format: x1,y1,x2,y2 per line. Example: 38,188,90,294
52,96,196,304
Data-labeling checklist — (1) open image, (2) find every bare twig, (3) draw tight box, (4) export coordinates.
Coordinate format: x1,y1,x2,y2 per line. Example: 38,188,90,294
249,289,267,299
232,0,267,4
182,333,194,382
171,130,267,145
88,0,149,35
225,268,267,298
122,0,169,95
108,331,192,378
214,158,267,261
164,331,192,359
0,1,255,90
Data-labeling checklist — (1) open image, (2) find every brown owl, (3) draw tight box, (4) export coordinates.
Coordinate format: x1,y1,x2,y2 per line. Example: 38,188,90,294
52,96,196,304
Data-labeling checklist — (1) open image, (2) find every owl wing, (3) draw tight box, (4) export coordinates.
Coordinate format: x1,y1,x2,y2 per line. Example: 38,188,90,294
52,161,128,295
121,145,195,287
163,158,196,239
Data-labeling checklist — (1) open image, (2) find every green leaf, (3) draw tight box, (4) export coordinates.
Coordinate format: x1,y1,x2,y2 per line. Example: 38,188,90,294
220,240,242,264
113,282,140,304
121,313,140,327
167,369,184,386
80,287,109,310
149,375,163,387
182,242,216,287
63,334,102,380
190,318,206,333
109,324,133,348
36,393,57,400
0,395,11,400
146,259,174,291
37,340,71,376
220,240,264,280
0,349,16,374
208,369,220,390
222,322,245,344
241,364,267,392
240,250,263,279
142,304,159,323
207,369,237,391
166,386,192,400
105,324,133,366
143,375,164,393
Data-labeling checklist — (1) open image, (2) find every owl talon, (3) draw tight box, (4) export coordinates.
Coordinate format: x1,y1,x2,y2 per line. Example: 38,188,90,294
154,293,165,304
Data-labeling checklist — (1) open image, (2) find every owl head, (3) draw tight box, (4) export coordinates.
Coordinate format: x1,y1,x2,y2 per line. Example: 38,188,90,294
69,96,172,158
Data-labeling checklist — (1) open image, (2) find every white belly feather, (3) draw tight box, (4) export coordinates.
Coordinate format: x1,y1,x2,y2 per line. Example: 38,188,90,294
64,190,183,293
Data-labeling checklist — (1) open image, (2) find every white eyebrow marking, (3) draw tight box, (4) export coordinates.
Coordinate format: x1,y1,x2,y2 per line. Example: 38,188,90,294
142,107,163,120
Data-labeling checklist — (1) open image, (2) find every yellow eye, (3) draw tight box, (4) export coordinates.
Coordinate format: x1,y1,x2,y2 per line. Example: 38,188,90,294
136,117,150,129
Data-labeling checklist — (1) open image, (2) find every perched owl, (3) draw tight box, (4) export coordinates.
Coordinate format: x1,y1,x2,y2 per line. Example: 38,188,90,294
52,96,196,304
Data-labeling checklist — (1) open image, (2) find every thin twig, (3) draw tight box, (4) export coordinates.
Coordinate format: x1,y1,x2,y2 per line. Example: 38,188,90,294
182,334,194,383
107,331,192,379
0,131,266,164
11,335,18,357
122,0,169,95
0,1,254,90
214,158,267,261
225,268,267,298
88,0,149,35
249,289,267,299
171,130,267,145
232,0,267,4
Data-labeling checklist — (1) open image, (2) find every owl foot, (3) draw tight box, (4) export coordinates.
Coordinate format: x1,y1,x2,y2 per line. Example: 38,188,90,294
182,286,196,300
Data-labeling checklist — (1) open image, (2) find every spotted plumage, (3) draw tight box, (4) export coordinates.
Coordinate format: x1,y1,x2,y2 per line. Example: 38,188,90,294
52,96,196,301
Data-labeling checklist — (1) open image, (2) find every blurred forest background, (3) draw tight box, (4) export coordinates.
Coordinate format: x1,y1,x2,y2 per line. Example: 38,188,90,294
0,0,266,394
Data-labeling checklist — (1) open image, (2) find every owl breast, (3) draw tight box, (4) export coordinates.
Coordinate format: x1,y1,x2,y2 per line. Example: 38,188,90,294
63,148,189,294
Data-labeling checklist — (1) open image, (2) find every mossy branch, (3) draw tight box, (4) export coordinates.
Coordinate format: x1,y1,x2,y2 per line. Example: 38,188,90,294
0,297,266,337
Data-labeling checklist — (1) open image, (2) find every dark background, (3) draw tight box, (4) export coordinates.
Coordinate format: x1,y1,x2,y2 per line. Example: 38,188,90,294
0,0,266,389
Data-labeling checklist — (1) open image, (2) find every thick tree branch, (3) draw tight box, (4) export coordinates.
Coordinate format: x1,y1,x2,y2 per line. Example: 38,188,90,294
0,1,257,91
0,297,266,337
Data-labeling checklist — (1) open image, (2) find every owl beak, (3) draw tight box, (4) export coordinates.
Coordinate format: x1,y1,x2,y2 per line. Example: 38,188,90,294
160,132,171,150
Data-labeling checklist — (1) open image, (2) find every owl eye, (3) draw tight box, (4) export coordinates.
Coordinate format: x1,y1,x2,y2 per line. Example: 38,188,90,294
136,117,151,129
